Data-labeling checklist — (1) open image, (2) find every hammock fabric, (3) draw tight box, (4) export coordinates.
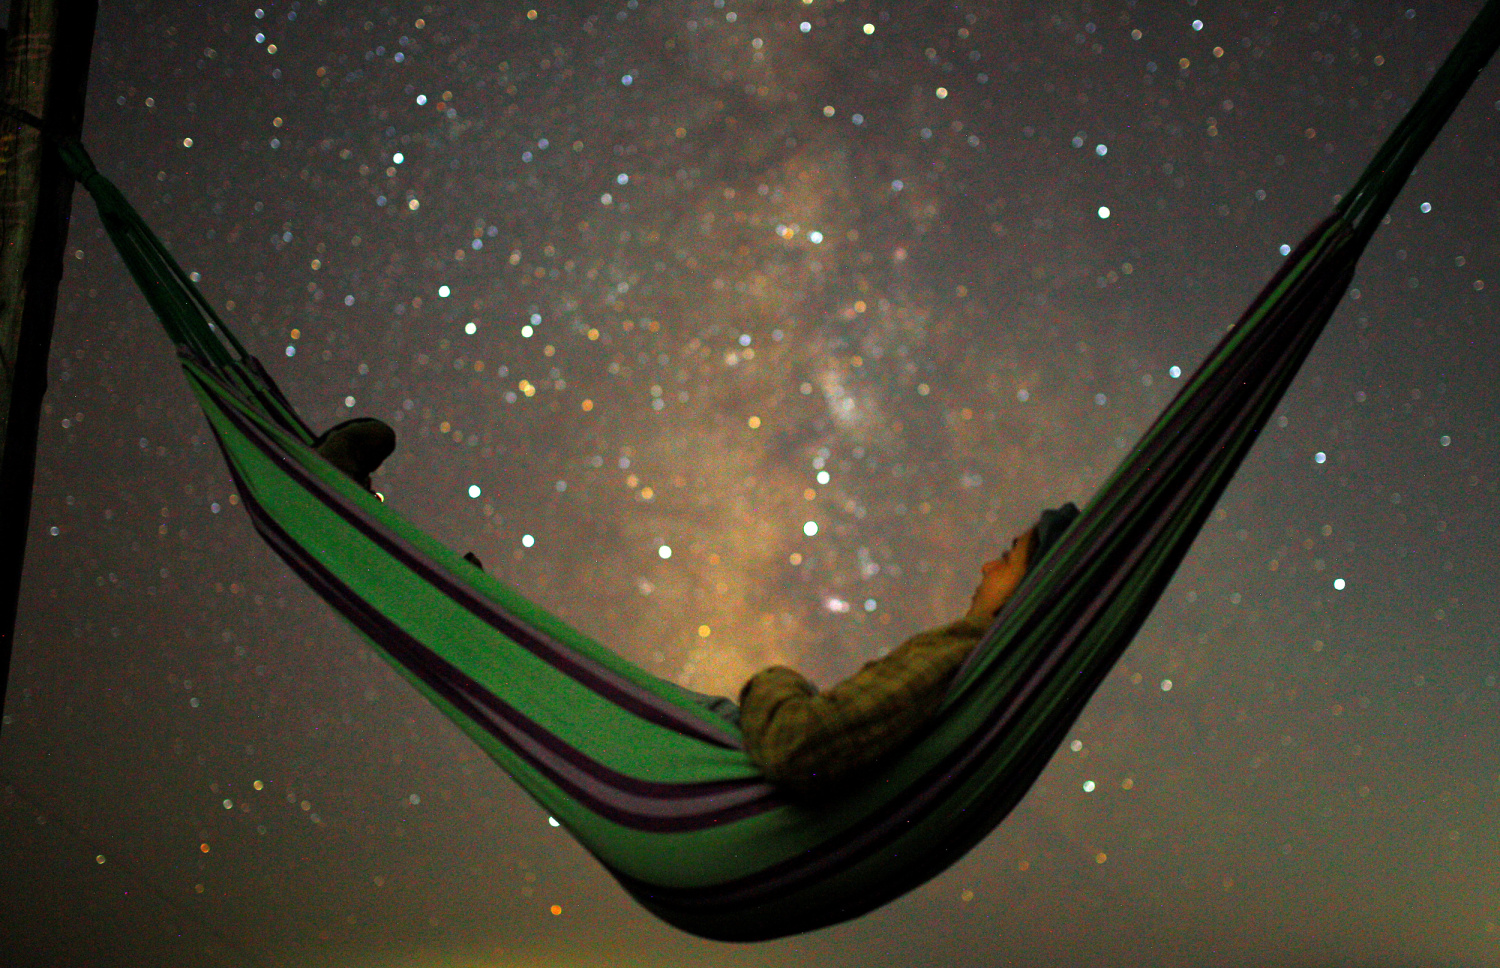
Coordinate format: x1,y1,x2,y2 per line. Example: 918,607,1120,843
48,1,1498,942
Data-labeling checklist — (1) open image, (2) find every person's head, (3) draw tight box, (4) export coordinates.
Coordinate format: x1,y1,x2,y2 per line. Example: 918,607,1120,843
966,502,1080,621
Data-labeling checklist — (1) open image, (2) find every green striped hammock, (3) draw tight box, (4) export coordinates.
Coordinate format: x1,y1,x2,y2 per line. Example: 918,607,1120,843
52,2,1498,941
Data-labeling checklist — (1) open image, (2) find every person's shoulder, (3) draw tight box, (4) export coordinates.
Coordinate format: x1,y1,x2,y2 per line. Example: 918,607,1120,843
923,615,989,641
740,665,816,703
947,615,991,635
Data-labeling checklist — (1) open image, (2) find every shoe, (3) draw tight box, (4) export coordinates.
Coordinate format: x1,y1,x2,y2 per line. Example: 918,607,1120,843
313,418,396,492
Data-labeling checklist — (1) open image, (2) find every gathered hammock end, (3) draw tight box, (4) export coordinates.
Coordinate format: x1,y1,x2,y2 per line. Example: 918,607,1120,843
29,0,1500,941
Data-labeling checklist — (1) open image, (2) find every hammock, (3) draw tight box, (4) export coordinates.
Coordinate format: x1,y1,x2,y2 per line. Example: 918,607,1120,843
47,1,1499,941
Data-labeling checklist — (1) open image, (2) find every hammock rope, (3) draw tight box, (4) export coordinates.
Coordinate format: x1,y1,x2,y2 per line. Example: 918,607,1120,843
37,0,1499,941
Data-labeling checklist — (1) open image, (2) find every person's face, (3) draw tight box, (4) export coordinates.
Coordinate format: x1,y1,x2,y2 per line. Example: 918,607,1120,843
968,529,1036,619
983,530,1031,573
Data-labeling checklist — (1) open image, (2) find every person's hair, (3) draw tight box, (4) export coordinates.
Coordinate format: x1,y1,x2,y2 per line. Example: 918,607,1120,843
1032,502,1080,560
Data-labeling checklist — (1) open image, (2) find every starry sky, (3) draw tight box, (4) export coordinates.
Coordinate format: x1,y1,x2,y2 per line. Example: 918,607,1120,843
3,1,1499,965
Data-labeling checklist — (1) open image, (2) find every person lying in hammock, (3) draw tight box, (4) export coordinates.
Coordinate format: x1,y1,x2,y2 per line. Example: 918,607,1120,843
736,502,1077,795
312,417,1078,795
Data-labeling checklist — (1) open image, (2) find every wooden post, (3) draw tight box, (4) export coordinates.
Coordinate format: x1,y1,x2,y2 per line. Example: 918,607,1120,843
0,0,99,729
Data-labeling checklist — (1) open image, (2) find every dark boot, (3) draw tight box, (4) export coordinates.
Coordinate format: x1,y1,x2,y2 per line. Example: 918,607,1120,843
314,418,396,492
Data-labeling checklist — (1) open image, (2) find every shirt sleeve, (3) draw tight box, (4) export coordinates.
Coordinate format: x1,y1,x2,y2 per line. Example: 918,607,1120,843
739,615,990,793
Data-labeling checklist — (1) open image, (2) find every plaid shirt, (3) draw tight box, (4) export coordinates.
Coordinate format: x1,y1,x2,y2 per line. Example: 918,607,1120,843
738,614,990,793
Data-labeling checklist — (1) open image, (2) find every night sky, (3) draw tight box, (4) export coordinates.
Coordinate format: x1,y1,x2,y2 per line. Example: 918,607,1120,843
3,1,1499,965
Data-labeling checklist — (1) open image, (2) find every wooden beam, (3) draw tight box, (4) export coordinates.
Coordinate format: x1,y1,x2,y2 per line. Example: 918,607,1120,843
0,0,100,727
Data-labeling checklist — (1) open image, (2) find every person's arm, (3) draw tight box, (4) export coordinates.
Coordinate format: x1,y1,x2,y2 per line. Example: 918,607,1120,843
739,614,990,793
